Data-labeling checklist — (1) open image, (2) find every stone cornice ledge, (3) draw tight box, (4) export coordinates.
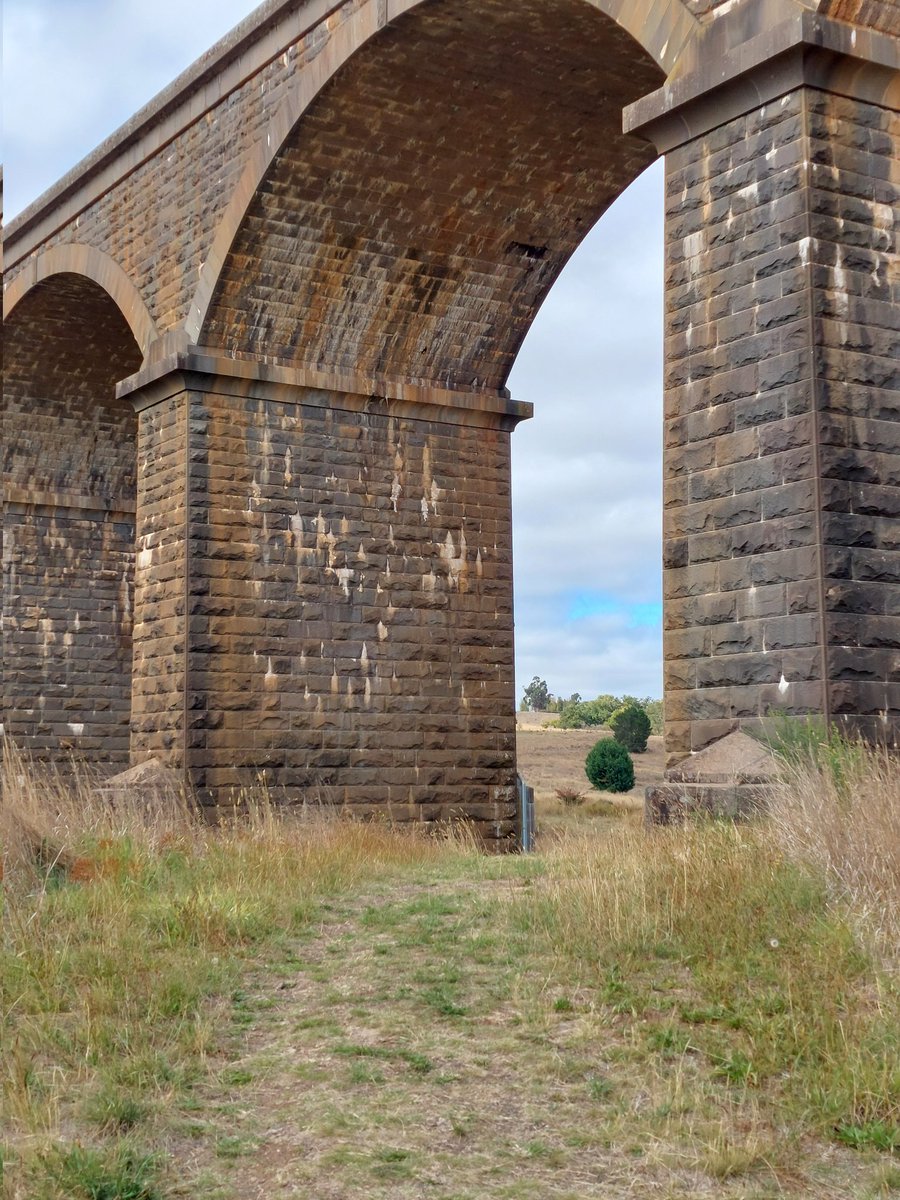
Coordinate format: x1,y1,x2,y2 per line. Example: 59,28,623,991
117,348,533,431
625,12,900,153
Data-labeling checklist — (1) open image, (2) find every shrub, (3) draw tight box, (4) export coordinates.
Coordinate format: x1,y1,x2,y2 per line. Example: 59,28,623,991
556,696,619,729
585,740,634,793
609,703,651,753
554,787,586,807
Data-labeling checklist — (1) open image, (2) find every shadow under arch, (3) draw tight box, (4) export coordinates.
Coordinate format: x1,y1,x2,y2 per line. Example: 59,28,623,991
3,271,145,767
187,0,692,361
3,244,159,358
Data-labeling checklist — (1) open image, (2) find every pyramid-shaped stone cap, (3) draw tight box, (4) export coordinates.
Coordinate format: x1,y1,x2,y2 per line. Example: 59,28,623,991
666,729,777,785
94,758,186,804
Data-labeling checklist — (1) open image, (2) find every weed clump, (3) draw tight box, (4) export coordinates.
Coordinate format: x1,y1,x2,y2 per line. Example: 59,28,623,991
585,739,634,793
553,786,586,807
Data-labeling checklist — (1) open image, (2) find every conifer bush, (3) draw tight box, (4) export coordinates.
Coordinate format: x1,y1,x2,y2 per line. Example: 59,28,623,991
585,739,634,793
609,703,652,753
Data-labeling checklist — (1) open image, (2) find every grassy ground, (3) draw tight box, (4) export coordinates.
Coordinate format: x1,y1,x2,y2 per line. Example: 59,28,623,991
515,712,660,837
2,741,898,1199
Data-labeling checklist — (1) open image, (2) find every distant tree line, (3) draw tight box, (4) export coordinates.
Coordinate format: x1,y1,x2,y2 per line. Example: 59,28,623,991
520,677,662,738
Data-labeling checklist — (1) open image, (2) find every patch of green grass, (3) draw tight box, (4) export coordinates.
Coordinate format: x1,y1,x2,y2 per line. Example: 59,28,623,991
332,1042,433,1075
213,1133,259,1160
31,1141,161,1200
646,1024,693,1056
349,1062,385,1085
83,1087,148,1133
220,1067,254,1087
421,985,467,1017
835,1121,899,1153
711,1049,757,1087
586,1075,614,1102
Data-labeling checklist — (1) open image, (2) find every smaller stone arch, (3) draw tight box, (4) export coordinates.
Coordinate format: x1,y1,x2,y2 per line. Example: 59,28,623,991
3,265,148,769
4,243,158,358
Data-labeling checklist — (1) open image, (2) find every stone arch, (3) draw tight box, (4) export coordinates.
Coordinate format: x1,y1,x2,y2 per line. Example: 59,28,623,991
4,244,159,358
2,272,145,765
188,0,696,361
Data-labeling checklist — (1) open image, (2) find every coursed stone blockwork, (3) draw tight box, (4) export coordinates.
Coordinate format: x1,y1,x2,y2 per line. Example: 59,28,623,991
634,46,899,764
2,0,898,832
123,355,525,842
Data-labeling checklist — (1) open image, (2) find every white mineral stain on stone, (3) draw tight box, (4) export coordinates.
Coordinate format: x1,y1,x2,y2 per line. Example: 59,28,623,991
440,530,468,588
421,496,430,522
68,723,84,737
360,643,369,672
391,474,402,512
364,677,372,705
357,542,367,563
284,446,293,487
335,567,354,598
138,547,152,571
737,181,758,205
778,675,790,695
799,236,812,268
423,570,437,593
684,231,704,276
265,658,276,685
377,621,388,641
476,549,483,577
331,670,339,694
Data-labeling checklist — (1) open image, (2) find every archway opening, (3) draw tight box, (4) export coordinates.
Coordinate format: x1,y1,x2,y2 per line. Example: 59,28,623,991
3,273,143,766
509,161,664,708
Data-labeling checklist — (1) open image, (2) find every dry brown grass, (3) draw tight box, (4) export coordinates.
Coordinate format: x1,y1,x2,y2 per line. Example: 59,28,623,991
3,738,898,1199
768,742,900,967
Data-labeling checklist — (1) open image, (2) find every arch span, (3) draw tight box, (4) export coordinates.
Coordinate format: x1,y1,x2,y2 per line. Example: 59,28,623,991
4,244,159,358
3,272,144,767
194,0,671,391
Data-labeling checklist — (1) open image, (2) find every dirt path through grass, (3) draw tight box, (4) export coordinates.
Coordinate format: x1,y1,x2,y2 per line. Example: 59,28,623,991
168,869,876,1200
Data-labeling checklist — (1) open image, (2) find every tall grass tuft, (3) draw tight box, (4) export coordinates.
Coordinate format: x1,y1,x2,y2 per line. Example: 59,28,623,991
766,735,900,968
518,816,899,1143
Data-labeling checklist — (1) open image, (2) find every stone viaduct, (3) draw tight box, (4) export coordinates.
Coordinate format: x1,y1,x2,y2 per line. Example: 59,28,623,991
3,0,899,843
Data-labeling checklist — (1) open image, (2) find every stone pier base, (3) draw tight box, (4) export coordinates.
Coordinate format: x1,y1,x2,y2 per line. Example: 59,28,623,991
644,730,776,825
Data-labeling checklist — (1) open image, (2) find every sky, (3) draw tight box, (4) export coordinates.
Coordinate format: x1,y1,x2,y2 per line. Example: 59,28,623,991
3,0,665,704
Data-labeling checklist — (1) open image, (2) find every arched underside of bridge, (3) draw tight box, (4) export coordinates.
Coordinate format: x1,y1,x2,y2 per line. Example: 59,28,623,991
201,0,664,387
2,274,143,764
